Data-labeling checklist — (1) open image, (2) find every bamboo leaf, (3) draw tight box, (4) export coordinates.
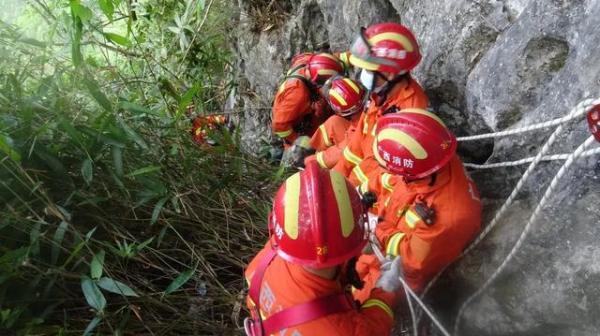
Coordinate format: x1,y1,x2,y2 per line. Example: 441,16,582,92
83,316,102,336
112,146,123,177
120,101,155,115
81,158,93,185
71,3,93,22
51,221,69,265
177,84,200,116
90,250,105,279
98,277,139,297
81,276,106,311
104,32,131,47
118,119,148,149
125,165,160,178
83,77,112,112
150,196,169,225
98,0,114,20
164,268,195,296
0,133,21,162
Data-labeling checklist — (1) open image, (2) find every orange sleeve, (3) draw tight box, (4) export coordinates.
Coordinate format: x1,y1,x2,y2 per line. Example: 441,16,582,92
272,81,311,142
310,115,351,151
329,288,395,336
332,113,367,177
399,79,429,110
308,144,343,169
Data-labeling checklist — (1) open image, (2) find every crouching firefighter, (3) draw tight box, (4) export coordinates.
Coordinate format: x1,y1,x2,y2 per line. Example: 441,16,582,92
244,162,401,336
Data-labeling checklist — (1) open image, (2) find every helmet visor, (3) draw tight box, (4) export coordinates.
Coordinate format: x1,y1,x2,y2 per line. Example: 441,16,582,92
349,27,401,71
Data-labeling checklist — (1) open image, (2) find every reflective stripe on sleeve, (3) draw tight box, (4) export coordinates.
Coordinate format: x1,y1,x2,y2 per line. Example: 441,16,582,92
404,209,421,229
351,165,369,184
319,124,332,147
275,129,293,138
343,147,362,165
386,232,405,256
361,299,394,319
316,152,328,168
381,173,393,192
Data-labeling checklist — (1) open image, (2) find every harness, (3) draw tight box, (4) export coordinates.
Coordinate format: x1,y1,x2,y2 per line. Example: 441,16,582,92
244,247,355,336
280,64,321,102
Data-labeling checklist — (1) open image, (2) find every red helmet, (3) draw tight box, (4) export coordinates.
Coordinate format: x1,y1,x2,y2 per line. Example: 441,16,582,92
373,108,456,179
290,52,314,68
306,53,345,85
322,76,367,117
349,22,422,74
269,162,367,268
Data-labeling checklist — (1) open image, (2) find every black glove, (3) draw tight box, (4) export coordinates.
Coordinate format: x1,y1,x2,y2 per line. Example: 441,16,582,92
361,191,377,208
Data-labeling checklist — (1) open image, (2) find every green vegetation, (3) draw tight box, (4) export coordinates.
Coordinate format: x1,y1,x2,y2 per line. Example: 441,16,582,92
0,0,276,334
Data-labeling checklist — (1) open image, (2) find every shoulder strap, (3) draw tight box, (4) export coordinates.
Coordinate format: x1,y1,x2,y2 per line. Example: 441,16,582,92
248,246,355,335
262,293,354,335
248,247,277,307
281,65,320,102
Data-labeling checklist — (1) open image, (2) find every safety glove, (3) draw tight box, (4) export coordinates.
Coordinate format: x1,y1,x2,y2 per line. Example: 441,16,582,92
281,136,314,169
375,256,403,292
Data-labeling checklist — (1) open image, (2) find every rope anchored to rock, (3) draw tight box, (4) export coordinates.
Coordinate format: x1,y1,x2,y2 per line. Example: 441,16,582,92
415,98,600,335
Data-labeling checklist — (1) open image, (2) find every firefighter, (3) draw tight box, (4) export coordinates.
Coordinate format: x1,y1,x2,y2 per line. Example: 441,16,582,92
304,76,368,169
271,53,345,149
244,162,402,336
333,22,429,179
353,110,482,303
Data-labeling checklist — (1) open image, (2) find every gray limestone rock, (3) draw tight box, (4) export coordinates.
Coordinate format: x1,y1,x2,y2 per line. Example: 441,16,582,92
232,0,600,334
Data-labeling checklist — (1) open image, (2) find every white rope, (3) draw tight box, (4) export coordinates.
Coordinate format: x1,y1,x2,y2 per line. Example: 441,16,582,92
420,99,600,301
456,98,600,141
417,99,600,323
371,243,450,336
452,135,597,335
400,277,451,336
403,284,418,336
463,147,600,169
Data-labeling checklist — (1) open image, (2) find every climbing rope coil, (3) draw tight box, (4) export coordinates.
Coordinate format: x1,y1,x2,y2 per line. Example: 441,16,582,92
401,98,600,335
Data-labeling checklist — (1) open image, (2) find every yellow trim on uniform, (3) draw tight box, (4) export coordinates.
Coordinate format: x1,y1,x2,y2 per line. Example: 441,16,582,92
400,108,446,127
275,129,293,138
369,32,414,52
330,171,355,238
404,209,421,229
362,299,394,319
371,123,378,136
381,173,393,192
386,232,405,256
351,165,369,184
329,90,348,107
195,127,203,136
283,173,301,239
377,128,428,160
362,119,370,134
359,181,370,194
343,78,360,94
343,147,363,165
316,152,328,168
318,125,332,147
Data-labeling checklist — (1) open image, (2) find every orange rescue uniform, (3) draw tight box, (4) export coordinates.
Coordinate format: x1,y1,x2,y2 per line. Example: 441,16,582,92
305,113,361,169
245,243,397,336
353,156,482,302
272,70,330,146
333,77,429,177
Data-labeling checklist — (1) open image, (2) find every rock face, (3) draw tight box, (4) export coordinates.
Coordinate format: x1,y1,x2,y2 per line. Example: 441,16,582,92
232,0,600,335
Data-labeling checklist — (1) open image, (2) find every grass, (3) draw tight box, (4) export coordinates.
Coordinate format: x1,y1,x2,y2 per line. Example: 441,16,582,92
0,0,281,334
